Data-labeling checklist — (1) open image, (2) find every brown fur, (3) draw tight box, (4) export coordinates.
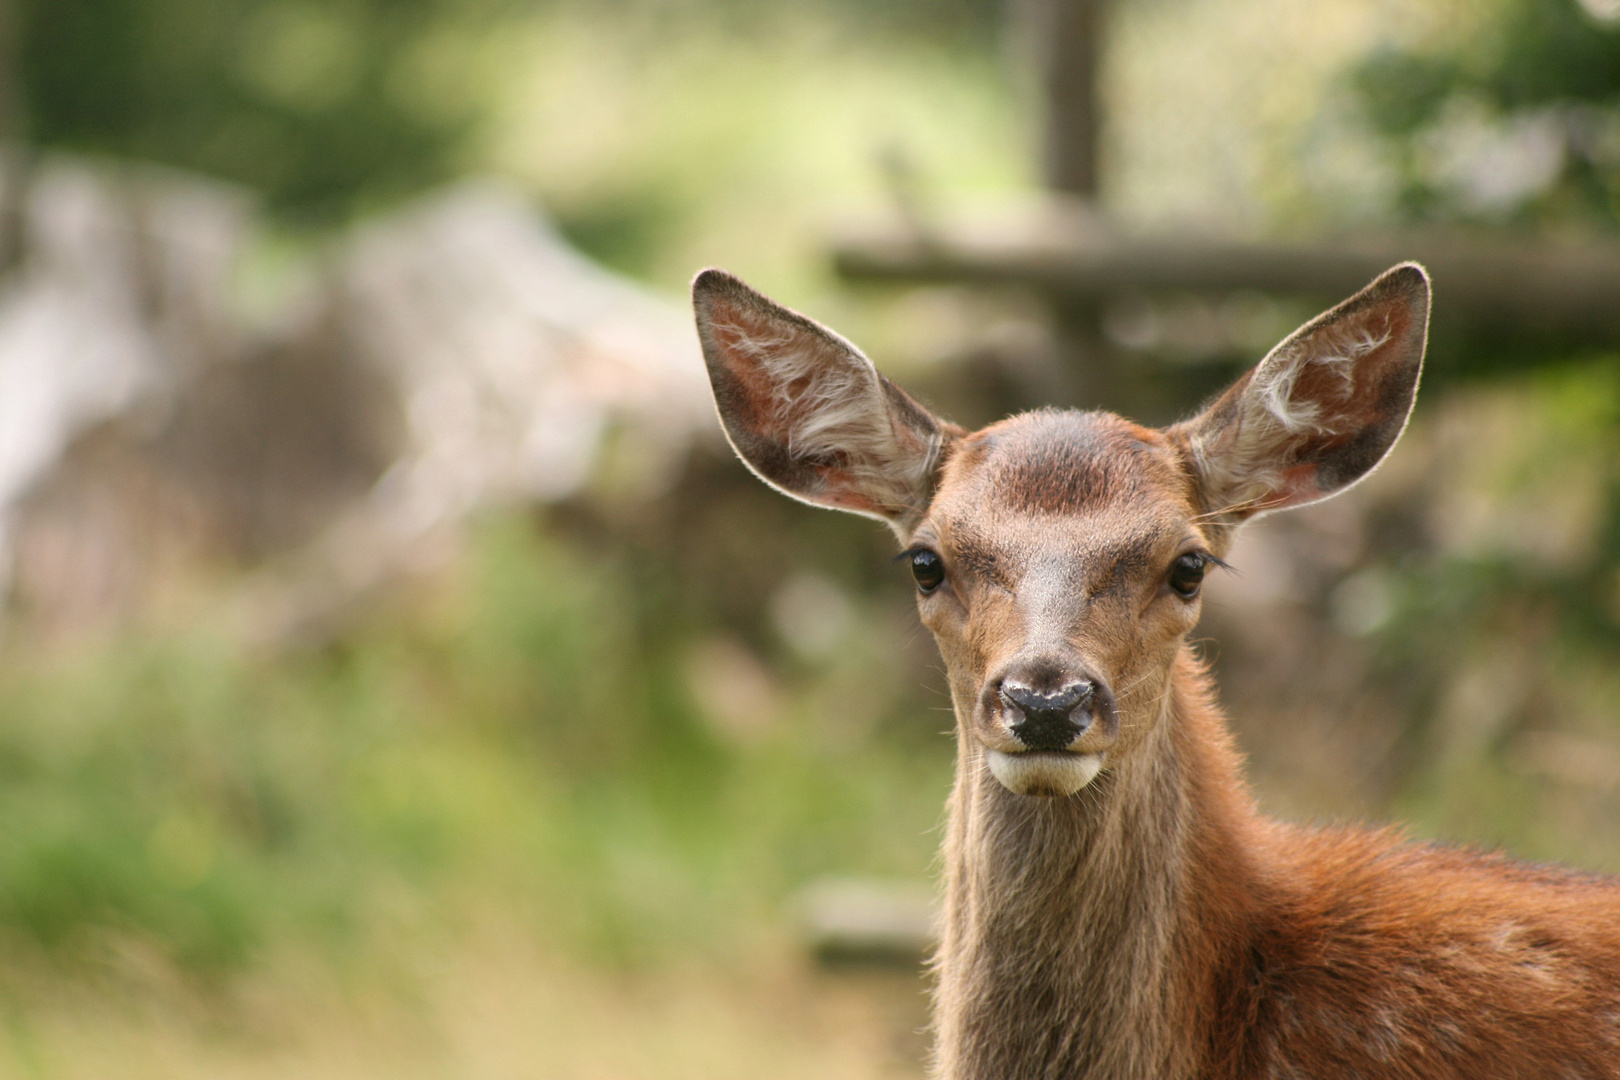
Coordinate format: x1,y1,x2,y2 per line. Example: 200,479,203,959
691,265,1620,1079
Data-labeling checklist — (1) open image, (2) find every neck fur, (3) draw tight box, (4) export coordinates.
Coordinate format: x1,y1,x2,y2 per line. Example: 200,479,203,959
931,647,1260,1080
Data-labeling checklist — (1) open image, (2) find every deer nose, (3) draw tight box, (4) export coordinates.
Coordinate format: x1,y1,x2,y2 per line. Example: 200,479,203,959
1001,680,1094,751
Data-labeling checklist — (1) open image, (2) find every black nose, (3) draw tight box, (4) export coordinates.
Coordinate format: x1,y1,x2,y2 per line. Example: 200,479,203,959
1001,681,1094,751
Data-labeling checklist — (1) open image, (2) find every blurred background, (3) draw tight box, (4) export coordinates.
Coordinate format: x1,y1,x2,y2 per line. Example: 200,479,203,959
0,0,1618,1075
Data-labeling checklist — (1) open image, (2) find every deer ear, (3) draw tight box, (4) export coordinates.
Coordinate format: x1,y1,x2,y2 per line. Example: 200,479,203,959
1169,262,1430,525
692,268,952,532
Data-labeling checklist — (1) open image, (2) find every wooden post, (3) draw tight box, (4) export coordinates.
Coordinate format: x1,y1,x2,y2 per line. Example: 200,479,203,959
1039,0,1107,198
1033,0,1119,410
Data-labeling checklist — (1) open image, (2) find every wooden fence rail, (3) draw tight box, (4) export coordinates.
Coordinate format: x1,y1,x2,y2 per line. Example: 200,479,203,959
831,204,1620,347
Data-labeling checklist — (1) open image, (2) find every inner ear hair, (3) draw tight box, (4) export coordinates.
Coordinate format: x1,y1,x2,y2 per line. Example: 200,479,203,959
1169,262,1430,524
692,268,953,531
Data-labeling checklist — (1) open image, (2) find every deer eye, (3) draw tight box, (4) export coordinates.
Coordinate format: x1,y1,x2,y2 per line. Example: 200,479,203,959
1168,553,1208,599
910,550,946,593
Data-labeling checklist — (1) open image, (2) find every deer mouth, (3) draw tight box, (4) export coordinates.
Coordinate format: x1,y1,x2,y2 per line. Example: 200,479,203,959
986,749,1106,797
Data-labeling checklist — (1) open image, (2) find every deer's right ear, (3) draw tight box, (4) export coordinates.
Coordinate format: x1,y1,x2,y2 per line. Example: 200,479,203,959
692,269,953,533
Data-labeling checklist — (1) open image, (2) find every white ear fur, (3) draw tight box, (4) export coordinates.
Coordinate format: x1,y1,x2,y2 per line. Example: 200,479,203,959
1172,263,1430,524
692,269,949,533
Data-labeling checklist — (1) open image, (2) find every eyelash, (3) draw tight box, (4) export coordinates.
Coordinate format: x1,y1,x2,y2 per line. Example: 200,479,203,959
892,550,1231,577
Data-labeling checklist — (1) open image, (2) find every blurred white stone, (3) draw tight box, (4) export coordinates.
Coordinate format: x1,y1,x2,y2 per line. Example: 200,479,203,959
0,157,251,602
1421,100,1566,215
769,572,857,662
795,877,938,966
1578,0,1620,24
338,182,711,537
0,163,715,638
1329,567,1396,638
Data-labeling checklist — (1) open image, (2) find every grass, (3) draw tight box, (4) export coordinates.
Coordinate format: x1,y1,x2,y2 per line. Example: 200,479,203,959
0,514,953,985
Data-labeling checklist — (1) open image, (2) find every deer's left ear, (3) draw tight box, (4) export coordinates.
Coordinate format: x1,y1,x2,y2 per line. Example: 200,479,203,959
1168,262,1430,525
692,268,954,534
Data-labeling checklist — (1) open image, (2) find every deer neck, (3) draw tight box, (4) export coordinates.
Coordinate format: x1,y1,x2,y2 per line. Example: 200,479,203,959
932,646,1260,1080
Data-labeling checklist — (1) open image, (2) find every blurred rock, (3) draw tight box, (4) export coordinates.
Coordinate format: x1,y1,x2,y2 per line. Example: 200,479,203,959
337,182,711,527
0,160,711,641
236,184,713,645
769,572,857,663
795,877,938,968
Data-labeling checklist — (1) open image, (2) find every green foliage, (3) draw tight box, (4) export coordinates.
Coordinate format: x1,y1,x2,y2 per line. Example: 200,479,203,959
490,2,1027,287
1480,0,1620,107
9,0,1010,228
1351,0,1620,225
1356,1,1620,131
15,0,494,221
1353,48,1461,138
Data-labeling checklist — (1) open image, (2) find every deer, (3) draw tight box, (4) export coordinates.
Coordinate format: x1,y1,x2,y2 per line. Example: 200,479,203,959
690,262,1620,1079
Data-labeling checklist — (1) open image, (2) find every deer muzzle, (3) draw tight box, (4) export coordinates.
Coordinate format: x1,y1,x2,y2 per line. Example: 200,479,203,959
981,671,1118,796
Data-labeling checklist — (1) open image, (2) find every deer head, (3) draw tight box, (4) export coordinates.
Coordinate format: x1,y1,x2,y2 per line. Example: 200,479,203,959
693,265,1429,798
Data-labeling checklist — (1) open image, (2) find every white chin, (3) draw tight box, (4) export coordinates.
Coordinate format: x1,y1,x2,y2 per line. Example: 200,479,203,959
987,750,1105,796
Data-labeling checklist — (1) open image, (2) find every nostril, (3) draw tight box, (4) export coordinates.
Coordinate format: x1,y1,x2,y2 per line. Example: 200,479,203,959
1000,680,1094,750
1002,681,1092,719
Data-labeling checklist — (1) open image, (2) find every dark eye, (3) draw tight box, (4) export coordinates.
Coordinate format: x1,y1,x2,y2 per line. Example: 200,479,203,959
1168,553,1208,599
910,549,946,593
